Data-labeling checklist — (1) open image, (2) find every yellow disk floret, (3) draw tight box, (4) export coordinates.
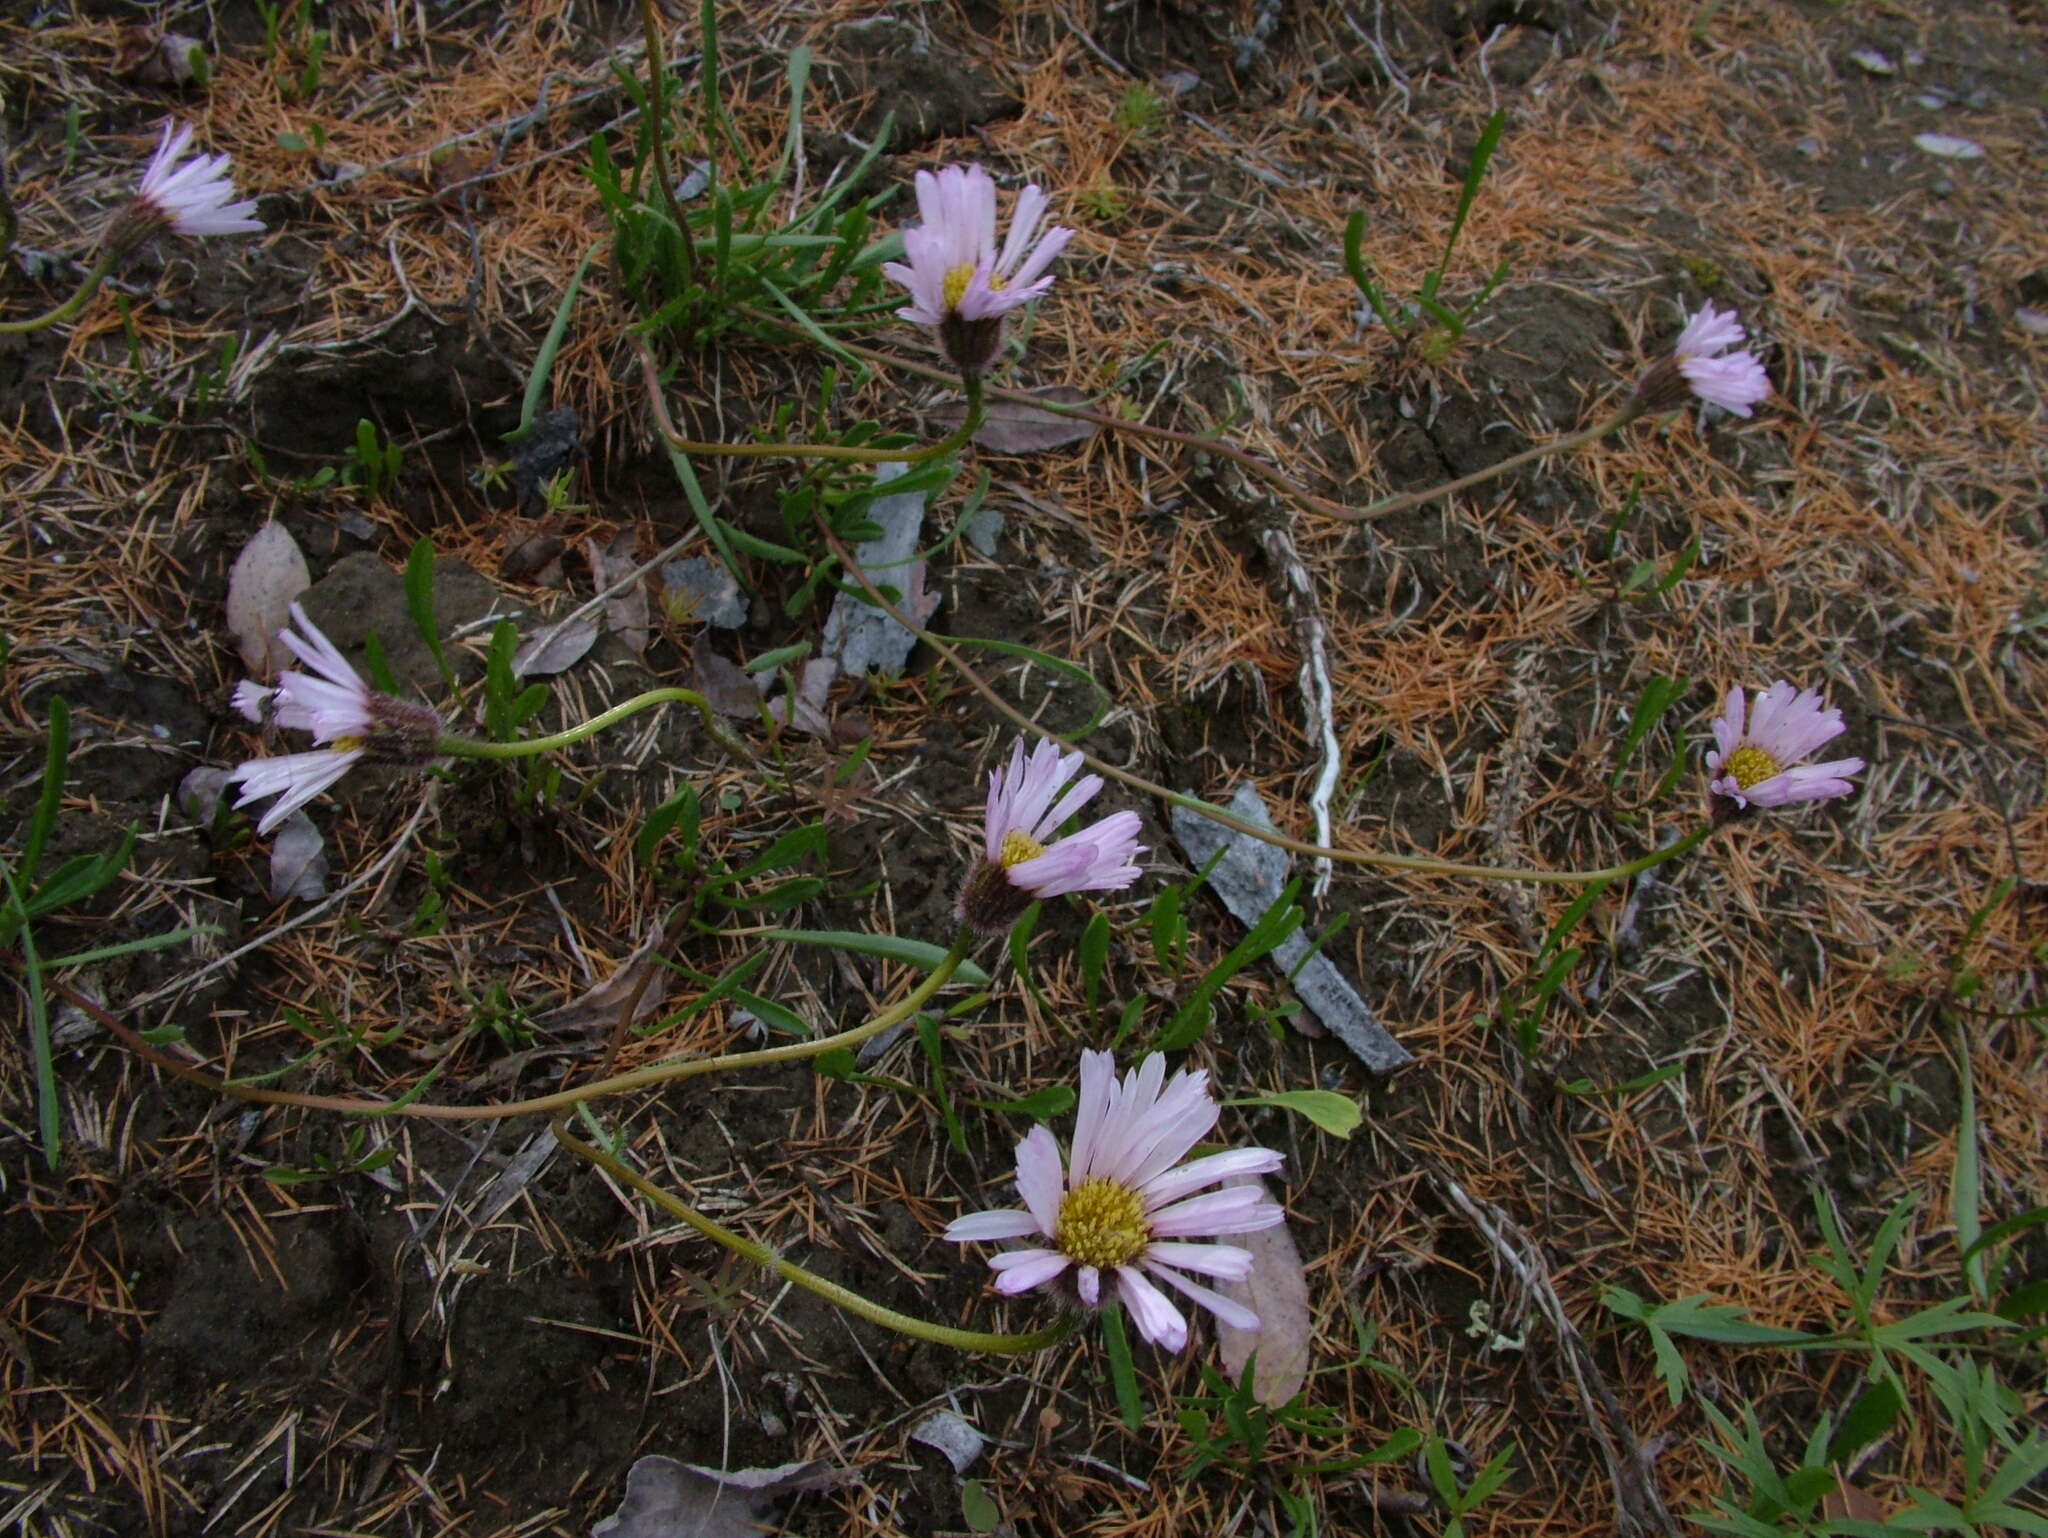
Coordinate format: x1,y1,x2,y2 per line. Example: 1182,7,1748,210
1055,1177,1149,1269
999,829,1045,868
941,262,1005,312
1723,745,1780,789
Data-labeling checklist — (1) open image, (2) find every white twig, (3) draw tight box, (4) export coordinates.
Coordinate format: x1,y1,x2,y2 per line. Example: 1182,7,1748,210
1258,523,1341,897
1434,1172,1680,1538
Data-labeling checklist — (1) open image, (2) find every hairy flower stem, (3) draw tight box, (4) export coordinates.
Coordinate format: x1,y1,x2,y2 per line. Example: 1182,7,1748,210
659,371,986,465
553,1115,1076,1353
435,686,748,762
63,929,978,1120
0,251,118,334
817,514,1717,888
634,0,699,286
767,324,1649,526
1340,399,1647,522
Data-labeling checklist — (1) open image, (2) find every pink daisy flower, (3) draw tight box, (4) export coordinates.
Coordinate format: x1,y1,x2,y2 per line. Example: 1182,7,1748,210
1706,680,1864,811
946,1050,1286,1352
227,747,367,837
1672,301,1771,415
956,739,1144,933
227,604,440,834
882,164,1073,375
132,121,263,239
1636,300,1770,417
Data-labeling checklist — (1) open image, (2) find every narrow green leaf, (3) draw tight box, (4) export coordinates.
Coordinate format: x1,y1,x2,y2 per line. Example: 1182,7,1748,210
1079,910,1111,1018
404,538,454,687
514,242,599,438
40,925,217,969
968,1084,1076,1119
761,928,989,987
1826,1378,1903,1467
1101,1303,1145,1431
22,696,70,883
1228,1089,1361,1140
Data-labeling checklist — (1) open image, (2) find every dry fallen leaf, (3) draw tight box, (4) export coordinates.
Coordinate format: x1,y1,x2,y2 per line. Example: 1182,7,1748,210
499,519,565,584
1913,132,1986,160
590,1454,847,1538
511,613,600,677
588,530,649,656
114,26,207,85
177,766,232,825
766,657,838,737
225,522,311,674
909,1410,985,1474
267,812,329,902
1821,1479,1890,1524
690,634,764,719
533,923,669,1034
1214,1175,1312,1407
932,385,1100,454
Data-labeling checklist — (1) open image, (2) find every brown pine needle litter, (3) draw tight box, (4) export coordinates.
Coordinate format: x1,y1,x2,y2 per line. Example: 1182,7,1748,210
3,1,2045,1535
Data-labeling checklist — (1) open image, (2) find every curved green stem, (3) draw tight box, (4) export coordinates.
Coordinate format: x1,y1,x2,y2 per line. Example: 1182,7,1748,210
817,516,1715,888
437,686,744,761
1340,399,1646,522
662,373,984,465
633,0,699,285
761,322,1648,525
67,929,978,1121
0,251,118,335
555,1115,1075,1353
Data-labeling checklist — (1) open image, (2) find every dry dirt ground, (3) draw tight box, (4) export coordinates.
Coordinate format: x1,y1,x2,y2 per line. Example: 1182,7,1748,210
2,0,2045,1535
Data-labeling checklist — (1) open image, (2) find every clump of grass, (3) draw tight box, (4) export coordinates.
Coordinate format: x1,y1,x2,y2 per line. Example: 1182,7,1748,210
1113,81,1167,139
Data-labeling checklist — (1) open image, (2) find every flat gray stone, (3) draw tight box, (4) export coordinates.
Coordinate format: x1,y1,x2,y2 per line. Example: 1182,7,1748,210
1171,784,1412,1073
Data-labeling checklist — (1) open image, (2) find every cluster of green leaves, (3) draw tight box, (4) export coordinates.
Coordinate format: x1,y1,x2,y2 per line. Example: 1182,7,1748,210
265,1123,397,1186
4,698,213,1166
636,783,832,923
1344,109,1510,360
254,0,326,101
346,418,403,500
747,403,982,618
1588,474,1701,603
1484,673,1693,1069
1604,1178,2046,1535
591,3,898,351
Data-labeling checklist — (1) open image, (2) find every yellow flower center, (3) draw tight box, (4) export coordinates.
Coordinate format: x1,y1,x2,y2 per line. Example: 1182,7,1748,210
332,735,366,752
998,829,1045,868
1055,1177,1149,1269
1723,745,1780,789
942,262,1002,311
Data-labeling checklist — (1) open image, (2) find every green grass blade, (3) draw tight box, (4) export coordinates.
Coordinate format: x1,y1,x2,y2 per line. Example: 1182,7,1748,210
22,695,71,884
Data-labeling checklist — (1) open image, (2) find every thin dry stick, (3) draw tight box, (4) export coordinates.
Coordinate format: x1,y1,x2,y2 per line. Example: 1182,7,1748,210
762,325,1646,525
54,929,969,1121
1433,1171,1680,1538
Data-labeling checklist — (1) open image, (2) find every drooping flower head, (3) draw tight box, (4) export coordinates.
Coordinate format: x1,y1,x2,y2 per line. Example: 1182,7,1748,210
947,1050,1286,1352
1706,680,1864,815
227,603,441,834
102,121,263,257
956,739,1144,933
1635,300,1771,417
882,164,1073,377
